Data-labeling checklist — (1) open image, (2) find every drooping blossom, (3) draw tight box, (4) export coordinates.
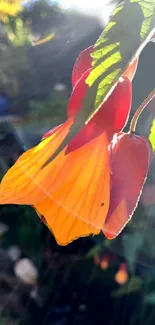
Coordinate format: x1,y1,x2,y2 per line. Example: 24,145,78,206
102,132,152,239
0,46,151,246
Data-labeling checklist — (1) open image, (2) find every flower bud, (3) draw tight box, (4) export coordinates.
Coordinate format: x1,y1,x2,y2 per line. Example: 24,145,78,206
0,222,9,237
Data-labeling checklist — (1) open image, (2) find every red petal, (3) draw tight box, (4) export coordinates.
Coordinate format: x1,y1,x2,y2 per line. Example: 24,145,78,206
72,46,138,87
102,132,152,239
42,125,61,139
67,76,132,153
123,57,139,81
68,69,90,118
72,46,93,88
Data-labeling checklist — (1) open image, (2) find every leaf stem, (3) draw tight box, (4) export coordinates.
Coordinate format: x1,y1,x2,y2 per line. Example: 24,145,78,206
129,88,155,133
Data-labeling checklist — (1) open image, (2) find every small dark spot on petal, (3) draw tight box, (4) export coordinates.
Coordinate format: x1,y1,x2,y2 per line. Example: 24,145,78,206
40,216,46,223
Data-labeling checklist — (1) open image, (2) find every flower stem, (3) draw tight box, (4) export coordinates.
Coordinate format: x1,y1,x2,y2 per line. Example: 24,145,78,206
129,88,155,133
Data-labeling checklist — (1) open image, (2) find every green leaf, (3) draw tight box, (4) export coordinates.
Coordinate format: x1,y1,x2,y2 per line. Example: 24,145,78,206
122,232,144,273
73,0,155,125
144,292,155,304
149,118,155,150
86,244,102,258
42,0,155,166
86,0,155,118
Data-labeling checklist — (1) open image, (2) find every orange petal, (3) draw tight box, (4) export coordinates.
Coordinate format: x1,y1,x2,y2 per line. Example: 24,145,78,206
34,132,110,245
102,132,152,239
0,118,74,205
35,203,100,246
123,57,139,81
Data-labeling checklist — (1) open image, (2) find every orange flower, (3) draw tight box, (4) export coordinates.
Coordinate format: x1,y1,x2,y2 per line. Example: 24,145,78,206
100,255,109,270
0,114,111,245
93,255,101,266
115,263,129,285
0,75,131,245
0,46,145,246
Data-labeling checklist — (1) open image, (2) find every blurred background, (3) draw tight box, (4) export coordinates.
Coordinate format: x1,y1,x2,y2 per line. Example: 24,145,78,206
1,0,155,324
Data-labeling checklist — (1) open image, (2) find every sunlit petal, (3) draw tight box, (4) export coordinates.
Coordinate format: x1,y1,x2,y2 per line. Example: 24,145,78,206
123,57,139,81
72,46,93,88
102,132,152,239
0,118,74,205
35,203,100,246
67,76,132,153
34,132,110,245
68,69,90,118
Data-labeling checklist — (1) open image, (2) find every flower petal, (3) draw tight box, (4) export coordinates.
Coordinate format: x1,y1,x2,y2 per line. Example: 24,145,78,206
102,132,152,239
68,69,90,118
67,76,132,153
72,46,138,87
34,131,110,245
35,203,100,246
123,57,139,81
0,118,74,205
72,46,93,88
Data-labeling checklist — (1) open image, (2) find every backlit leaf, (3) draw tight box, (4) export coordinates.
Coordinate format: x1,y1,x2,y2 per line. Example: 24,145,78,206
86,0,155,120
45,0,155,163
149,118,155,151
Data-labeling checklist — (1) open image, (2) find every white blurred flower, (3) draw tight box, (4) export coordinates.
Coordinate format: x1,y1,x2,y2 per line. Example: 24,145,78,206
14,258,38,285
7,246,21,262
0,222,9,237
30,286,43,307
54,83,67,91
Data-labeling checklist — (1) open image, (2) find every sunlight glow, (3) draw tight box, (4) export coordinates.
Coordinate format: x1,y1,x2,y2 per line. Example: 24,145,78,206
60,0,117,25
